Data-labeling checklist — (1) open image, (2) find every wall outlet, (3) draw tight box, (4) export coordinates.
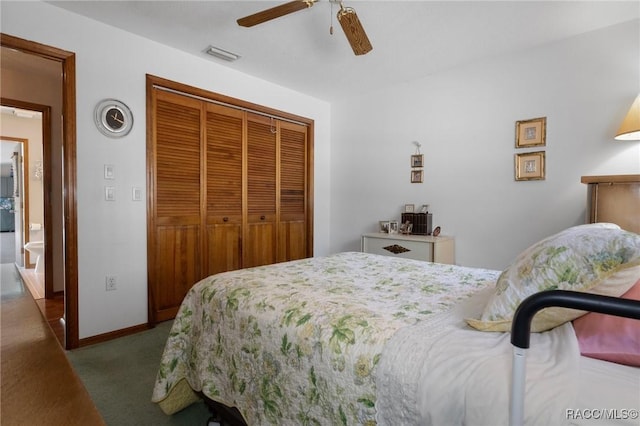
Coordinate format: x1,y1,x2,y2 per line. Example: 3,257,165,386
105,275,117,291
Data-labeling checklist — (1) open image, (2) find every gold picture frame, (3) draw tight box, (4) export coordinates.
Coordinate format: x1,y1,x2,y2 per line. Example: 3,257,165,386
515,151,545,181
411,154,424,168
516,117,546,148
411,169,423,183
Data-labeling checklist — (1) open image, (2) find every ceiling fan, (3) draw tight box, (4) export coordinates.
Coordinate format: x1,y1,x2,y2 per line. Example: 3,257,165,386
237,0,373,56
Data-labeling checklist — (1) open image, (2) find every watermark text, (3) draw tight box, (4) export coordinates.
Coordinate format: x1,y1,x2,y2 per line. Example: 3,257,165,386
566,409,639,421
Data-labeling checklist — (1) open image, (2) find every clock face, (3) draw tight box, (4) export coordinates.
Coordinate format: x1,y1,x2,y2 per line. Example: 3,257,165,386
104,107,125,131
94,99,133,138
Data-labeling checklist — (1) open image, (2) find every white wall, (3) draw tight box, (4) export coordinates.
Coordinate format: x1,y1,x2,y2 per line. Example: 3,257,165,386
330,19,640,270
1,1,331,338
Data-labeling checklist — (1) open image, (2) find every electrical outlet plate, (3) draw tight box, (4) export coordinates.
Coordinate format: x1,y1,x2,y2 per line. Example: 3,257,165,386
105,275,117,291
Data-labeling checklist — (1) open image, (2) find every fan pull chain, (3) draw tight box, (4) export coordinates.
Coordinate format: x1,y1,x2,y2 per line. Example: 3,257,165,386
329,1,334,35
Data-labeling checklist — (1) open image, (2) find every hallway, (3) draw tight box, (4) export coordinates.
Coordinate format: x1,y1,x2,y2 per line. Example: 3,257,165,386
0,263,105,425
1,263,64,346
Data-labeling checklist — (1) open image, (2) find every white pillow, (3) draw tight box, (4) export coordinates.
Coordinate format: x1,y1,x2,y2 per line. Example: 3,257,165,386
467,224,640,332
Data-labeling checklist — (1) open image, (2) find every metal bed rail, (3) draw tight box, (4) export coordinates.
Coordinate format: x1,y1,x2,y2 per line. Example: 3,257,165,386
509,290,640,426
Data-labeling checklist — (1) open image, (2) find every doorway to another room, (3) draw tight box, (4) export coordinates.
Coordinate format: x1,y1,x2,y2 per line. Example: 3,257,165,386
1,106,62,343
1,34,79,349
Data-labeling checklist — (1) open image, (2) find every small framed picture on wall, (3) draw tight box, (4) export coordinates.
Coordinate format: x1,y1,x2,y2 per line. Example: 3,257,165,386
515,151,545,181
515,117,546,148
411,169,423,183
411,154,424,168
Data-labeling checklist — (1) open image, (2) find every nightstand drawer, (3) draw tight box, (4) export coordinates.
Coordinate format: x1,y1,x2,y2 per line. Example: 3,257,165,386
361,233,455,264
362,236,431,260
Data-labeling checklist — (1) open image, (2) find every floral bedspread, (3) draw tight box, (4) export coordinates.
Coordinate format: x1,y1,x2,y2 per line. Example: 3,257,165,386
151,252,500,425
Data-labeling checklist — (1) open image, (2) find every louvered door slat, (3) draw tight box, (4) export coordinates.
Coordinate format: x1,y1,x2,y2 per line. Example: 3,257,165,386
247,119,276,215
280,126,306,216
245,116,276,267
207,108,243,215
205,104,243,275
155,98,201,218
277,122,308,262
150,90,203,323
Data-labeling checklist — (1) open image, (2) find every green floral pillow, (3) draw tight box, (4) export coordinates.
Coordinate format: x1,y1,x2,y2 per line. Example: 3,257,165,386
467,223,640,332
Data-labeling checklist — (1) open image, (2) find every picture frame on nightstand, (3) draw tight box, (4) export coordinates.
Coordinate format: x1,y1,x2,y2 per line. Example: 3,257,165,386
388,220,399,234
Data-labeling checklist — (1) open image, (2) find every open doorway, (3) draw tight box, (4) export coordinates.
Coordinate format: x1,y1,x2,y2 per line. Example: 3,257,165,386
1,108,47,300
1,34,79,349
1,137,29,268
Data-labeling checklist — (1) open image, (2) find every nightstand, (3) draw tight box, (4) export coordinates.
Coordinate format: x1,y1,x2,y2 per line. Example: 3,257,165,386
361,233,455,264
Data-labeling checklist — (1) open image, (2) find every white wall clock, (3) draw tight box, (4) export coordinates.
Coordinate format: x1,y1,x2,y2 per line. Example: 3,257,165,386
94,99,133,138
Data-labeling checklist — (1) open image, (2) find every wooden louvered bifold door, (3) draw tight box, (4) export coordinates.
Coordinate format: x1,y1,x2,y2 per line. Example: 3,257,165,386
244,114,277,268
205,104,244,275
278,121,307,262
151,90,203,322
149,78,313,324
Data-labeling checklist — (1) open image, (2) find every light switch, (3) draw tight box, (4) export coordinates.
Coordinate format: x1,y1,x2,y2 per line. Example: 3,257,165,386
104,164,115,180
105,186,115,201
132,187,142,201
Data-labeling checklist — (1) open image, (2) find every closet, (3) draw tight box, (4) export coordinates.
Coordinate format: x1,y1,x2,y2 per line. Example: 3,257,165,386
147,77,313,323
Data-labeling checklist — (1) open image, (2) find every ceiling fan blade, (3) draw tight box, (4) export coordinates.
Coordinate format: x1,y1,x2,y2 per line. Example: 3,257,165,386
337,6,373,56
237,0,315,27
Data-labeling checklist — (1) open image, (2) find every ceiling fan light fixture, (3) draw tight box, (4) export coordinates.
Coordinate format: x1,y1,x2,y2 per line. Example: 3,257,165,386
337,5,372,56
205,45,240,62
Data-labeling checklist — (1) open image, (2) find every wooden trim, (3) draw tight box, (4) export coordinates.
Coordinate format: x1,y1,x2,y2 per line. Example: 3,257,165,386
306,121,314,257
146,76,157,325
78,323,151,348
146,74,314,127
1,33,79,349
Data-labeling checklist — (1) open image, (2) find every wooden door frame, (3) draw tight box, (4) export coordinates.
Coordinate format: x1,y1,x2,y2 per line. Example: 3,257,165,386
1,33,79,349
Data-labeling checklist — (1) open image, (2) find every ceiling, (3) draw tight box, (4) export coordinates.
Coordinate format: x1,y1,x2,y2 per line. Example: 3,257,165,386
40,1,640,102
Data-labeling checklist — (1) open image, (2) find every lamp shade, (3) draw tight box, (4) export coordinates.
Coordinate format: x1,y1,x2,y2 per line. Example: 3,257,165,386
615,94,640,140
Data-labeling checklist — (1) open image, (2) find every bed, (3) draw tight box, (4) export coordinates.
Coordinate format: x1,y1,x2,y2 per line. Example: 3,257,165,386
152,224,640,425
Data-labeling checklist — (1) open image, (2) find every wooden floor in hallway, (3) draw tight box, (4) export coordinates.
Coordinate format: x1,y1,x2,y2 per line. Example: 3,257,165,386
15,265,65,347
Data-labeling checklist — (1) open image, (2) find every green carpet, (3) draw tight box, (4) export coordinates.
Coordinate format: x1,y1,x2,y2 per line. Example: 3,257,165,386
66,321,210,426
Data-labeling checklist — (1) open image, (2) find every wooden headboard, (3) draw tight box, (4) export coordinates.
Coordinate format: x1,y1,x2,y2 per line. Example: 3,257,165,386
581,174,640,234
